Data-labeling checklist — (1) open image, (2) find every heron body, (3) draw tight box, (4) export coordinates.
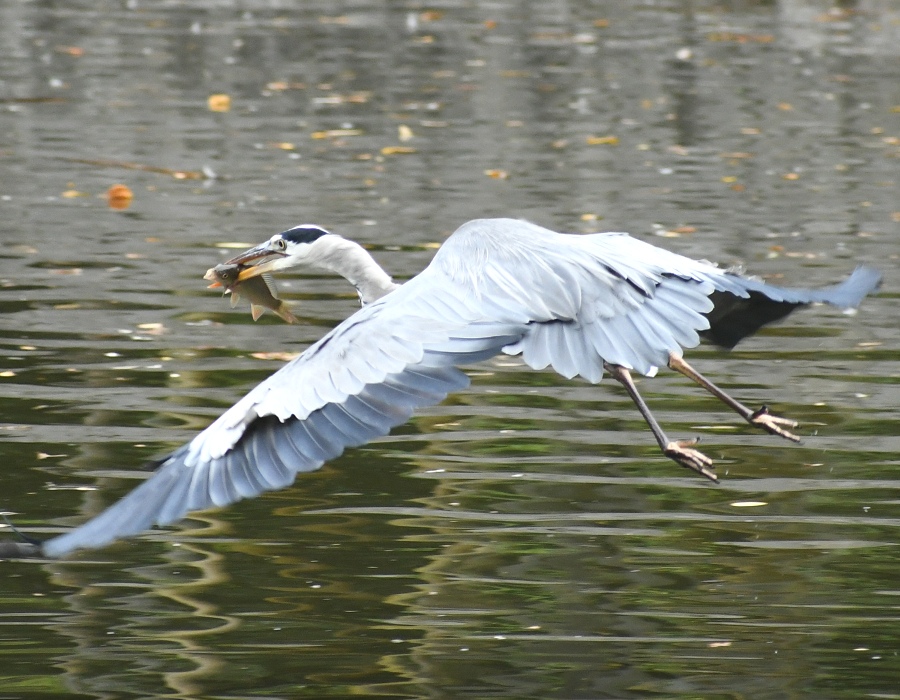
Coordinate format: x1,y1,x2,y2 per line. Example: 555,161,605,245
40,218,880,557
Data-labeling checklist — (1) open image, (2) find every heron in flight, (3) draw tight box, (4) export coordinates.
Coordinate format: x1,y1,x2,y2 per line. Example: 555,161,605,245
37,218,879,557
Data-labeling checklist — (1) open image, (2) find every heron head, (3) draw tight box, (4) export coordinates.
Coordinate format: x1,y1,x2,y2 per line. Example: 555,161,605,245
225,224,334,280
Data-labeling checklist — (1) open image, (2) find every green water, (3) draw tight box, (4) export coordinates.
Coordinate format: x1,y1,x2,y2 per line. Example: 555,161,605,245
1,1,898,697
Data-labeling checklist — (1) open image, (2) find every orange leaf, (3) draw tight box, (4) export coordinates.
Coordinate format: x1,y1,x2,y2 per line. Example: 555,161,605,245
107,184,134,210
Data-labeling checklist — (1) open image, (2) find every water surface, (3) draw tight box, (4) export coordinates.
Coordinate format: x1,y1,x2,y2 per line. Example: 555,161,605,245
1,1,897,698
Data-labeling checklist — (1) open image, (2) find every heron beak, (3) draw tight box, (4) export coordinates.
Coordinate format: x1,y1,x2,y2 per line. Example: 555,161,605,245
224,244,287,281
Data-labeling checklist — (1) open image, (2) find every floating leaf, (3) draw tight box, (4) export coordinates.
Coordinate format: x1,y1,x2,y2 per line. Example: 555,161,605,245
311,129,363,139
251,351,301,362
265,81,306,91
56,45,85,56
215,241,255,249
107,183,133,210
586,135,619,145
381,146,417,155
207,93,231,112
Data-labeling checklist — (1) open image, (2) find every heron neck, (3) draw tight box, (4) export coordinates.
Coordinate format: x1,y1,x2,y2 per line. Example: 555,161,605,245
314,237,398,305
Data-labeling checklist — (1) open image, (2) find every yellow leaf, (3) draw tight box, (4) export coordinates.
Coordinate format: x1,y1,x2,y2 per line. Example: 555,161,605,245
207,94,231,112
586,135,619,145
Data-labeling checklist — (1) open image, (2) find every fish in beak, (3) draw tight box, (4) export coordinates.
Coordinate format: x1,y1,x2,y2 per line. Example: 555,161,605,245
223,243,288,282
204,262,298,324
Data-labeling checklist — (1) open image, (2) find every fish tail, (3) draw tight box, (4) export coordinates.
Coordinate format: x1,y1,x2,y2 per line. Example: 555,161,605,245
275,303,300,324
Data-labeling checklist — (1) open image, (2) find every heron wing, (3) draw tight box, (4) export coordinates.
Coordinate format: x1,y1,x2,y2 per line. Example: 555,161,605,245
435,219,879,378
42,268,522,556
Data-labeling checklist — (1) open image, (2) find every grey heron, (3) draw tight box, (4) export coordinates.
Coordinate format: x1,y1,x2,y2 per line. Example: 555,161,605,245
36,218,879,557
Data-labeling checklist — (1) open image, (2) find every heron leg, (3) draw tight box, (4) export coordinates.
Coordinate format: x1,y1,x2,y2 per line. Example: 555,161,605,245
604,363,718,482
667,353,800,442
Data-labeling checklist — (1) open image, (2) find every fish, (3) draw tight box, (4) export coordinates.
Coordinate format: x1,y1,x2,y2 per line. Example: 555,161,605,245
204,263,299,324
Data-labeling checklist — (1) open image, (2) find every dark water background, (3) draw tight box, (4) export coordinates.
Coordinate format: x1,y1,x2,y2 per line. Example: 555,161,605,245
1,1,898,698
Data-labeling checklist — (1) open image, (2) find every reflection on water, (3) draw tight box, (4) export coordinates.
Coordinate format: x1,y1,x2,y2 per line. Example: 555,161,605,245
1,1,898,698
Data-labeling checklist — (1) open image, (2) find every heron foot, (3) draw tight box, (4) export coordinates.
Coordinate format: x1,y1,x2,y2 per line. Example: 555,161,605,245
749,405,800,443
664,439,718,483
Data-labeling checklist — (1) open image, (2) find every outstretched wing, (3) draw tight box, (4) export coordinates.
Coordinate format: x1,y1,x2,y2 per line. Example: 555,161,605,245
42,268,523,557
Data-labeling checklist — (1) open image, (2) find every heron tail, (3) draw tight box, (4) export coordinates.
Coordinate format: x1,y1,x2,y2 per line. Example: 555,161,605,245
703,265,881,349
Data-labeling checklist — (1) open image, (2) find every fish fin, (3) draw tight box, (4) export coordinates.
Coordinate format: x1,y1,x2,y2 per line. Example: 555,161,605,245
230,291,240,307
261,273,279,296
250,304,265,321
275,303,300,324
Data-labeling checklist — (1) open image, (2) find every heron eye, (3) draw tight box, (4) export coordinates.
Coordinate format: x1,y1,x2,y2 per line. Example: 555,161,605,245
274,238,287,251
